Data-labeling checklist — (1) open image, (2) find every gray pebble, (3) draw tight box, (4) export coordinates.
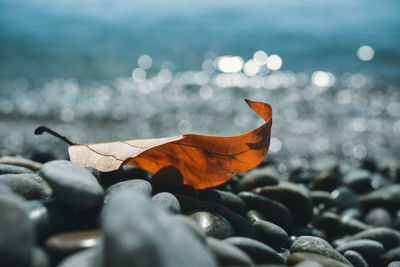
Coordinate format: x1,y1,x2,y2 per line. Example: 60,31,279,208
237,168,279,192
343,250,368,267
31,247,50,267
336,239,384,260
39,160,104,210
0,163,34,175
206,237,253,266
187,211,234,239
287,252,352,267
198,189,248,215
359,185,400,210
0,173,50,199
106,179,152,199
346,227,399,250
388,261,400,267
253,220,289,249
365,207,392,227
381,247,400,264
151,192,181,214
57,247,98,267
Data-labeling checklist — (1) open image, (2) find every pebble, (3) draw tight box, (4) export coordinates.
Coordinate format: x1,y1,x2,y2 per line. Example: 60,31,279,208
331,186,359,210
0,162,35,174
389,261,400,267
290,236,351,265
236,168,279,192
343,250,368,267
164,184,198,197
287,252,352,267
253,185,313,225
341,217,370,234
106,179,152,200
198,189,248,215
39,160,104,210
121,165,151,180
346,227,399,250
151,166,183,191
152,192,182,213
313,211,345,239
365,207,392,227
224,236,283,264
0,156,43,171
0,191,33,267
291,226,325,240
381,247,400,264
310,191,335,208
57,247,98,267
239,191,293,230
336,239,384,260
170,215,206,243
359,184,400,211
206,237,254,266
246,209,266,223
30,247,50,267
343,169,372,193
313,171,340,191
45,230,100,262
102,191,217,267
253,220,290,249
0,173,50,199
187,211,234,239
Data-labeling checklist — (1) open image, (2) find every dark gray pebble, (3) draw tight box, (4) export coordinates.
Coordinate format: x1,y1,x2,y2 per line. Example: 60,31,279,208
236,168,279,192
206,237,253,266
365,207,392,227
239,191,293,230
291,226,325,240
336,239,384,260
311,191,335,208
0,191,33,267
290,236,351,265
151,192,181,213
381,247,400,264
102,191,217,267
346,227,399,250
341,217,370,235
106,179,152,200
331,186,359,210
253,185,313,225
39,160,104,210
314,211,345,239
0,163,34,174
343,169,372,193
187,211,234,239
198,189,248,215
0,173,50,199
253,220,290,249
343,250,368,267
359,185,400,210
224,236,283,264
313,171,340,191
246,209,266,224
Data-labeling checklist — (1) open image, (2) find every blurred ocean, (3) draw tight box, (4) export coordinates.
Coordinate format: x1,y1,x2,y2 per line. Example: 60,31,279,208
0,0,399,165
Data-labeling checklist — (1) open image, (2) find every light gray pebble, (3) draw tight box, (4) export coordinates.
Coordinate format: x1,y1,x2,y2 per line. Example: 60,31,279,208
151,192,181,213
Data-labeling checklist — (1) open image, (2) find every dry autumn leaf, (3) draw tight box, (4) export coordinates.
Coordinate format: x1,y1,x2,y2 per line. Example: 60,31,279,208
37,99,272,189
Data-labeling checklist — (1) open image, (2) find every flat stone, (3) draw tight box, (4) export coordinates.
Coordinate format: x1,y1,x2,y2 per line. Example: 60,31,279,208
198,189,247,215
224,236,283,264
345,227,399,250
336,239,384,260
287,252,352,267
45,230,100,262
187,211,234,239
206,237,253,266
102,191,217,267
365,207,392,227
152,192,181,214
359,185,400,210
253,220,290,249
0,191,33,267
343,250,368,267
290,236,351,265
0,163,35,174
253,185,313,225
239,191,293,230
0,173,50,199
106,179,152,200
237,168,279,192
39,160,104,210
57,247,98,267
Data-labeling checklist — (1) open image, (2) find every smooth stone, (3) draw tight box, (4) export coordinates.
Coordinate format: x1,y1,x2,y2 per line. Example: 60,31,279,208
200,201,257,238
313,171,340,192
359,185,400,211
239,191,293,230
311,191,335,208
173,194,201,212
346,227,399,250
224,236,283,264
331,186,359,210
102,191,217,267
206,237,254,266
121,165,151,180
170,215,206,243
343,169,372,193
253,185,313,225
294,261,323,267
152,192,181,214
381,247,400,264
57,247,98,267
0,156,43,171
341,217,370,234
389,262,400,267
343,250,368,267
287,252,352,267
237,168,279,192
106,179,152,200
341,208,362,221
336,239,384,260
314,211,345,239
291,226,325,240
0,173,50,199
246,209,267,224
187,211,234,239
290,236,351,265
39,160,104,210
31,247,50,267
0,163,35,174
151,166,183,190
365,207,392,227
0,191,33,267
253,220,290,249
198,189,248,215
45,230,100,262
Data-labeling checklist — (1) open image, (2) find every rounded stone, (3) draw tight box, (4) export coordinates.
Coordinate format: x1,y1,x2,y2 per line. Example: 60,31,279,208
57,247,98,267
223,236,283,264
253,220,290,249
30,247,50,267
237,168,279,192
310,191,335,208
151,192,181,214
365,207,392,227
0,156,43,172
389,262,400,267
331,186,359,210
313,171,340,192
343,169,372,193
246,209,266,224
314,211,344,239
382,247,400,265
206,237,254,266
343,250,368,267
336,239,384,260
359,185,400,210
0,173,50,199
287,252,352,267
39,160,104,210
0,163,34,174
187,211,234,239
106,179,152,200
346,227,399,250
198,189,247,215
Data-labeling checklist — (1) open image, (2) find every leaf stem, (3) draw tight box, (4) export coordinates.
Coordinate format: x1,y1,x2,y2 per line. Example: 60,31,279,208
34,126,78,146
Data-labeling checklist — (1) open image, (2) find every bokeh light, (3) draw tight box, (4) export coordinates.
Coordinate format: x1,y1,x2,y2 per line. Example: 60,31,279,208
266,54,282,70
357,45,374,61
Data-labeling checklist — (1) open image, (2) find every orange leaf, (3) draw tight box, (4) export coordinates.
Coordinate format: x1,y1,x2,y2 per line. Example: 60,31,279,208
68,99,272,189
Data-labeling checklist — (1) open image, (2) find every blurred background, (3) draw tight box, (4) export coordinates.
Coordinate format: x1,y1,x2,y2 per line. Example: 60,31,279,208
0,0,399,166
